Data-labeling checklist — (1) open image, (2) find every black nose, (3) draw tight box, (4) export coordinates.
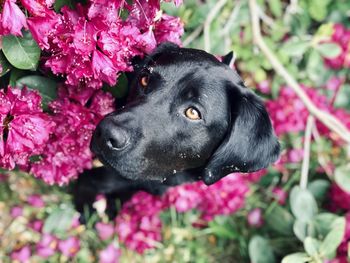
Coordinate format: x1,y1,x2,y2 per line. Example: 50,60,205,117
94,119,130,151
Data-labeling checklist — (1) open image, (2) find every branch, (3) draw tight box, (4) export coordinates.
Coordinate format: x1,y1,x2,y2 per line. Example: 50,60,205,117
249,0,350,144
300,116,314,189
204,0,227,52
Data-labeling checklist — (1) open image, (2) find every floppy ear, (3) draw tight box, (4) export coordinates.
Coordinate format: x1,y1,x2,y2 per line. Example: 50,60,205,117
202,85,280,185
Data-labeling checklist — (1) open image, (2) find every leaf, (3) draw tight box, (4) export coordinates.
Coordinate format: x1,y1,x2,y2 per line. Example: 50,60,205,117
290,186,318,222
16,75,57,109
104,73,129,98
319,217,346,259
265,205,294,236
208,218,237,239
306,50,325,82
281,252,309,263
268,0,282,17
304,237,320,257
316,43,342,58
307,179,330,202
334,165,350,193
281,39,310,57
54,0,74,12
43,206,76,235
0,51,12,77
334,84,350,110
313,213,338,238
2,30,41,70
248,235,276,263
293,219,308,241
9,68,27,87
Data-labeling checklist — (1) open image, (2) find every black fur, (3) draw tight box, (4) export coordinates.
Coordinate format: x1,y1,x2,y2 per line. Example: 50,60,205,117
73,43,280,220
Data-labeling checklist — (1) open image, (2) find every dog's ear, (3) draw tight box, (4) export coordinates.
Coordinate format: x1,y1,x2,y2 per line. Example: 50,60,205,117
222,51,236,68
202,84,280,185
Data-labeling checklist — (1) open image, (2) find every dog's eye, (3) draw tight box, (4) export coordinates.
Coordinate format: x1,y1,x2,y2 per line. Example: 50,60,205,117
139,75,149,88
185,107,201,120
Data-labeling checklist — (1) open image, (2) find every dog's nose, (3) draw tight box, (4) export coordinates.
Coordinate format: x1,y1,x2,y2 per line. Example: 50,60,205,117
94,120,130,151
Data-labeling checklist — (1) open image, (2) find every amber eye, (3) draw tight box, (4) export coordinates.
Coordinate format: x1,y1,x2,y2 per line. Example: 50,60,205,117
140,75,149,88
185,107,201,120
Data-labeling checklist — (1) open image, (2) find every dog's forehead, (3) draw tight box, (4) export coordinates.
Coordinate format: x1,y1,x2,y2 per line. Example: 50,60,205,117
147,48,243,86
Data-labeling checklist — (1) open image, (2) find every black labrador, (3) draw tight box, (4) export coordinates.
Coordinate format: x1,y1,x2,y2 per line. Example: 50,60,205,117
73,43,280,220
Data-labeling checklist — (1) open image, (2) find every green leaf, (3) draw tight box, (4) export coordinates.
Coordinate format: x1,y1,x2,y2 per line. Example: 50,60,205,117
208,218,237,239
334,84,350,110
307,49,325,82
316,43,342,58
293,219,308,241
281,252,309,263
307,179,330,202
43,206,76,235
281,39,310,57
9,68,27,87
290,186,318,222
319,217,346,259
54,0,74,12
265,205,294,236
334,165,350,193
248,235,276,263
304,237,320,257
313,213,338,238
103,73,129,98
0,51,12,77
16,75,57,109
268,0,282,17
2,31,41,70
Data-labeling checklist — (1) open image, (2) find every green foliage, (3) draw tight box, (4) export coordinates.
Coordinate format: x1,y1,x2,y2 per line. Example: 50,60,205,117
2,31,41,70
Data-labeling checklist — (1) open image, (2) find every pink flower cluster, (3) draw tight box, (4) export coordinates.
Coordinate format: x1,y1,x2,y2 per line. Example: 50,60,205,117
266,85,329,136
30,89,115,185
114,173,249,253
0,87,55,170
324,24,350,69
20,0,183,89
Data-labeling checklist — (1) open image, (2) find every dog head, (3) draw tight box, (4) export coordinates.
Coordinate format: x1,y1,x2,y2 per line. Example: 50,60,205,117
91,43,280,185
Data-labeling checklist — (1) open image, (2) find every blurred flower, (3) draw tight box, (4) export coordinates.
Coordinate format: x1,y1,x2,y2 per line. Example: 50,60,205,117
165,183,202,213
0,87,55,170
324,24,350,69
58,236,80,257
11,246,31,263
96,222,115,241
28,219,44,232
328,183,350,211
247,208,264,227
271,187,288,205
256,80,270,94
27,194,45,207
99,243,120,263
0,0,27,36
10,206,23,218
36,234,58,258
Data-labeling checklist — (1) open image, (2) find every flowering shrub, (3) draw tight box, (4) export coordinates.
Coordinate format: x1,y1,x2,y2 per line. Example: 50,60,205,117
1,0,350,262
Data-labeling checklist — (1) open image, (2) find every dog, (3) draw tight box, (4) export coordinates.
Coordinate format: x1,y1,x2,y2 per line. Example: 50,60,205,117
73,42,280,221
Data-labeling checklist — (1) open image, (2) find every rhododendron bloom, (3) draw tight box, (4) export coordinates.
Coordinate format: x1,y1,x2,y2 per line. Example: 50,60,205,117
0,0,27,36
0,87,55,170
36,234,58,258
99,243,120,263
58,236,80,257
11,246,31,263
96,222,115,241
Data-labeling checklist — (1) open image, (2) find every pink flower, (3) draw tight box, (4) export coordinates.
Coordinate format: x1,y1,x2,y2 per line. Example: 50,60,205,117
99,243,121,263
271,187,287,205
27,194,45,207
58,236,80,257
247,208,264,227
28,219,44,232
31,91,114,185
0,0,27,36
11,246,31,263
165,183,202,212
27,15,60,49
10,206,23,218
154,14,184,46
96,222,115,241
0,87,55,170
92,50,118,86
328,183,350,211
36,234,58,258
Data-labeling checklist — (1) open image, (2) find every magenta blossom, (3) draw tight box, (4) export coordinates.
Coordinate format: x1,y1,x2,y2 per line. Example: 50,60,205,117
11,246,31,263
0,87,55,170
58,236,80,257
271,187,288,205
36,234,58,258
10,206,23,218
0,0,27,36
247,208,264,227
27,194,45,207
328,183,350,212
96,222,115,241
99,243,121,263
